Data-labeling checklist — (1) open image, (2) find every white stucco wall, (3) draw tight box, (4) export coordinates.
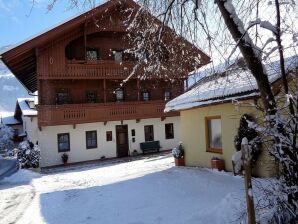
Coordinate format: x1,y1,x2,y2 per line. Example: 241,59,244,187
39,116,180,167
22,115,38,144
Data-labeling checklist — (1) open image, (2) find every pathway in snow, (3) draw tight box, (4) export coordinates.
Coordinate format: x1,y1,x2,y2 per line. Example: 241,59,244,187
1,154,251,224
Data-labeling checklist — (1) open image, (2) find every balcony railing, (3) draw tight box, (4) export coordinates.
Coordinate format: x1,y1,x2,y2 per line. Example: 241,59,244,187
39,60,135,79
38,101,179,126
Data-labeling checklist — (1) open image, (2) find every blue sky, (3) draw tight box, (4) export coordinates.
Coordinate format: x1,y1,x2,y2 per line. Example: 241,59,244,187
0,0,103,47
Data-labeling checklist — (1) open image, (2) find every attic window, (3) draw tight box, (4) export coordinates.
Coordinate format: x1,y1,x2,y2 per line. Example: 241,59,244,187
27,100,35,109
86,48,99,61
113,50,123,63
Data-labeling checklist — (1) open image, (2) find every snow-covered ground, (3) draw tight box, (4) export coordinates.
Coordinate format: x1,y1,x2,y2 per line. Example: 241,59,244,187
0,154,260,224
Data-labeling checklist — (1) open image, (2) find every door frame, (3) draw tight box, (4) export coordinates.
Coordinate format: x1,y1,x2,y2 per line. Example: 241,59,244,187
116,125,129,157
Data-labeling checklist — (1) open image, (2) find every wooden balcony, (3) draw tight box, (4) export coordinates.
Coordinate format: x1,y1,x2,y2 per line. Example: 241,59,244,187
38,101,179,126
38,60,135,79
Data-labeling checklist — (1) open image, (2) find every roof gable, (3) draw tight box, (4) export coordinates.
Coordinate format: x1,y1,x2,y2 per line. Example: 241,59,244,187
0,0,138,92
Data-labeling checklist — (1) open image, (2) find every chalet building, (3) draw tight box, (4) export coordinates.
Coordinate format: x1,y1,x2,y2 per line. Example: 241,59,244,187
0,0,209,167
0,98,37,148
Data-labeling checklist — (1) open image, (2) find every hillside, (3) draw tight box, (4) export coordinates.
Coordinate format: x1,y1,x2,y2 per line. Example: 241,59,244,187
0,50,29,112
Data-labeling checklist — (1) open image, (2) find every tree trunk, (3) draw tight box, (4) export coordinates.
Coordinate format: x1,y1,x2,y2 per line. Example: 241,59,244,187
214,0,277,115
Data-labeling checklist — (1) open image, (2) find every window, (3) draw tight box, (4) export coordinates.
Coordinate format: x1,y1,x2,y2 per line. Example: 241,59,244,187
142,91,150,101
115,88,124,102
165,123,174,139
86,48,99,61
86,91,97,103
113,50,123,63
58,133,70,152
144,125,154,142
86,131,97,149
164,90,171,101
131,129,135,137
106,131,112,141
56,91,70,105
205,116,222,153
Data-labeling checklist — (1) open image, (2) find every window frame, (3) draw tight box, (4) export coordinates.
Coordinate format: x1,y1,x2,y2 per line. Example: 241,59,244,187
106,131,113,142
165,123,174,139
86,130,98,149
57,133,70,152
144,125,154,142
164,90,172,101
115,88,124,102
205,116,223,154
112,49,123,63
56,90,71,105
85,90,98,103
142,90,150,101
86,47,99,61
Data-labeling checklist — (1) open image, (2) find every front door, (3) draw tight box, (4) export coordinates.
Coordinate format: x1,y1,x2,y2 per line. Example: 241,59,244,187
116,125,129,157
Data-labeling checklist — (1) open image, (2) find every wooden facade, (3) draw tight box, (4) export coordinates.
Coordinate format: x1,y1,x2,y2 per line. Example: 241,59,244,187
1,0,210,127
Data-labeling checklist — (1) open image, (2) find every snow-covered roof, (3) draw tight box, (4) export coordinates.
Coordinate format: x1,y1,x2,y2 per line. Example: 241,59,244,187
165,55,298,112
0,112,21,125
17,98,37,116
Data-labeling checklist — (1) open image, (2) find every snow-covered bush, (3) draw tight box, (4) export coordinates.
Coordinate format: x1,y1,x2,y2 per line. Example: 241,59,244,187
17,140,40,168
233,114,261,173
235,115,261,159
0,123,14,151
172,142,184,159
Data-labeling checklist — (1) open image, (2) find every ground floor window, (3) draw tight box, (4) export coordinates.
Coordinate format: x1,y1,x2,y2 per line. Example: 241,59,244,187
86,131,97,149
106,131,112,141
58,133,70,152
165,123,174,139
205,116,222,153
144,125,154,142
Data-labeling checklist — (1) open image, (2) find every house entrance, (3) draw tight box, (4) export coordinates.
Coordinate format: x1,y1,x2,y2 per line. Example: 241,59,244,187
116,125,129,157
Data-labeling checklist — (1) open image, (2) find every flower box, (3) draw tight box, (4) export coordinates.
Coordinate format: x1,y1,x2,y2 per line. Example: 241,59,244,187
211,158,225,171
175,158,185,166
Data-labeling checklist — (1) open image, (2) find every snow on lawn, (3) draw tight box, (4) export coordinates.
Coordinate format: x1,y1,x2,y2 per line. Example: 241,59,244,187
1,155,254,224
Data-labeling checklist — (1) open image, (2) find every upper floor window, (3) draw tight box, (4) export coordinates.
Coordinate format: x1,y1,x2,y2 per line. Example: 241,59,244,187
86,91,97,103
86,48,99,61
113,50,123,63
56,91,71,105
205,116,222,154
164,90,171,101
142,90,150,101
115,88,124,102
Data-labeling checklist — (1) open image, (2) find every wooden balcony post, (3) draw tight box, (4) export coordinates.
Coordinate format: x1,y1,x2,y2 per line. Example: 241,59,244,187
84,22,87,61
137,79,140,101
104,79,107,103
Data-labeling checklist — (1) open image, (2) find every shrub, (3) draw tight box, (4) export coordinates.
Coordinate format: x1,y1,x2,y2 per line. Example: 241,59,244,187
234,114,261,166
17,140,40,168
172,142,184,159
